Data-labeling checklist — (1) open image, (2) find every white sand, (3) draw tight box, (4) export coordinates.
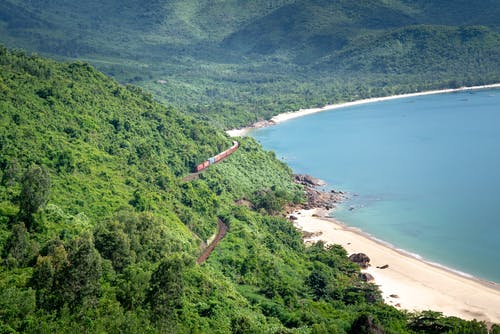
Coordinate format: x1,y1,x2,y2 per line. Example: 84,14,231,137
226,84,500,137
293,208,500,325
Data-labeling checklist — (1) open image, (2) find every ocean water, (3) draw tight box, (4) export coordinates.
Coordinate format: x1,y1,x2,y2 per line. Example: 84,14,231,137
251,88,500,283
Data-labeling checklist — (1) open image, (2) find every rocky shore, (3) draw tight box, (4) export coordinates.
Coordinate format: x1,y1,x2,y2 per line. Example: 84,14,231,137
293,174,346,210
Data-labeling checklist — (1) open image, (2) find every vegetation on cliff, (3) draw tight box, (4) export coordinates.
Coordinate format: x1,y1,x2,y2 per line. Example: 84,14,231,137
1,48,497,333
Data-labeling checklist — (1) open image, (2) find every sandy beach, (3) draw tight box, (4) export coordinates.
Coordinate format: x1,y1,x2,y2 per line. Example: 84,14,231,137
226,83,500,137
293,208,500,324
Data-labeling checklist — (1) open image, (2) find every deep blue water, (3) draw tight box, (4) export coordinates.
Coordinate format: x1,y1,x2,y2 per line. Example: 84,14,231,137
252,88,500,283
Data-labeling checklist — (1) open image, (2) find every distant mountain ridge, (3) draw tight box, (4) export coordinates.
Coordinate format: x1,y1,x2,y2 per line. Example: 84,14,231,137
1,0,499,127
1,0,498,61
222,0,500,61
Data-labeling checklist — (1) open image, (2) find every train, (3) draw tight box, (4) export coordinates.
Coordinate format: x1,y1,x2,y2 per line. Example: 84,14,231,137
195,140,239,172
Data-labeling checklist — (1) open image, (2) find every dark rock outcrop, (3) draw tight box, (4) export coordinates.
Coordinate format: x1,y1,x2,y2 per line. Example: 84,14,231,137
359,272,375,282
349,253,371,269
348,314,385,334
295,174,326,187
294,174,346,210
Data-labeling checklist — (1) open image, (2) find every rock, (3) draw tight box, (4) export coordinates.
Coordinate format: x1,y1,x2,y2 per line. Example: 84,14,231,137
349,253,371,269
348,314,384,334
294,174,326,187
377,264,389,269
292,174,346,211
289,215,298,221
359,272,375,282
390,294,399,298
395,303,401,307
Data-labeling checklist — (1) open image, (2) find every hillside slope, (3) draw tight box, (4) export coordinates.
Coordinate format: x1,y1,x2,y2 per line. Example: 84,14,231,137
2,47,497,333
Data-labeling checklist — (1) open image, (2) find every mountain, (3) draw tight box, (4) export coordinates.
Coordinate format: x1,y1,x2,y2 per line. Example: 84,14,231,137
1,0,499,128
320,25,500,76
223,0,500,61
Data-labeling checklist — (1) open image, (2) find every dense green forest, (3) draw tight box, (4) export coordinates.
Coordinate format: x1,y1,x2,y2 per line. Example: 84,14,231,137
2,48,500,333
0,0,499,128
1,0,500,331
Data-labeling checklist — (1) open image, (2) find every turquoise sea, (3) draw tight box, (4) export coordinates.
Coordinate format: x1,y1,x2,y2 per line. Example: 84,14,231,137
251,88,500,283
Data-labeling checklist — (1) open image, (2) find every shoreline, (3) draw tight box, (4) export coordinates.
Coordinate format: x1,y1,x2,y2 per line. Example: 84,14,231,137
293,208,500,324
226,83,500,137
230,84,500,323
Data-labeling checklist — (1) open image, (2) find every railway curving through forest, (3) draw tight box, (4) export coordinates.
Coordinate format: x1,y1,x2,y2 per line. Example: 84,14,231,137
181,141,238,264
197,219,228,265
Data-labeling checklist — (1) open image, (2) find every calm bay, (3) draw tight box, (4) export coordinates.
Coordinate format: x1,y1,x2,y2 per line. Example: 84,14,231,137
252,88,500,283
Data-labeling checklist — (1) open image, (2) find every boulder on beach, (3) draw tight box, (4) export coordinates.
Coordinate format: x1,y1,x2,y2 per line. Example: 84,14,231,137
349,253,371,269
377,264,389,269
359,272,375,282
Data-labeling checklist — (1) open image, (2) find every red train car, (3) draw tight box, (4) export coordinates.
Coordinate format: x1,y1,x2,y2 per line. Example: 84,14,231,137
195,141,239,172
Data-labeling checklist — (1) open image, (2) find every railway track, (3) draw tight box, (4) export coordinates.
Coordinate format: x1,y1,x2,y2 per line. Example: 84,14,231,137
181,171,200,182
197,219,228,265
181,141,238,264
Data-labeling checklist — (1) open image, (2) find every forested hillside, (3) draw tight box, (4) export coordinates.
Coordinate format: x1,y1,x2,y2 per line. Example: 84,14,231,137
1,0,499,128
2,47,498,333
1,1,500,332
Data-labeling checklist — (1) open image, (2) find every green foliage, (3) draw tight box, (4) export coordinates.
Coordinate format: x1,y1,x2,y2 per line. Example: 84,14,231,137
147,253,195,324
3,222,39,268
205,137,303,201
30,234,102,311
407,311,489,334
0,47,496,332
18,164,50,230
0,1,499,128
94,220,131,272
0,286,36,332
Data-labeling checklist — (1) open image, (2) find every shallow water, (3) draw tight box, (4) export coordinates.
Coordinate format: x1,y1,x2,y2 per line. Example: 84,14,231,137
252,88,500,283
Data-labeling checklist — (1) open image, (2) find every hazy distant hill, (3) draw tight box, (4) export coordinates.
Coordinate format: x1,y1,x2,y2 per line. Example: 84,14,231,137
223,0,500,62
2,0,499,61
1,0,499,127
